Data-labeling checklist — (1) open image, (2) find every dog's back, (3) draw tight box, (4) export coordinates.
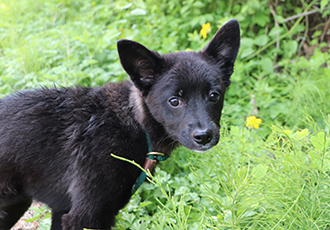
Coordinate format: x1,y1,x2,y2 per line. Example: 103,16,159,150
0,82,147,229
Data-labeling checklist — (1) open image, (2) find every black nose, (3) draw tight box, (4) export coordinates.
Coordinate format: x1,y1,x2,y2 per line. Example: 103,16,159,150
193,129,213,145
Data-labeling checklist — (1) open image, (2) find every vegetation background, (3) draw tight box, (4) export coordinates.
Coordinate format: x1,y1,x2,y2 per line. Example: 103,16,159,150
1,0,330,229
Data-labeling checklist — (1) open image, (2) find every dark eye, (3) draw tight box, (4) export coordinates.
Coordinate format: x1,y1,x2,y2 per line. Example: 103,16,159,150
169,97,180,107
209,92,220,103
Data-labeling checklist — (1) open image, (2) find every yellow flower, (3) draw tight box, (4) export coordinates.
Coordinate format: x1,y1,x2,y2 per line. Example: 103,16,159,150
200,22,211,39
246,116,262,129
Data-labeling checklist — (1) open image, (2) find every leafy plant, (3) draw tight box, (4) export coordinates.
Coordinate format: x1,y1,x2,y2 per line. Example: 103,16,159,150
26,205,51,230
116,116,330,229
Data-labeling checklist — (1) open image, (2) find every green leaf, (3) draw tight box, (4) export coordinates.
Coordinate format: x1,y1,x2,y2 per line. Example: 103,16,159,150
296,129,310,138
252,164,267,179
287,40,298,54
140,201,153,207
274,14,284,23
260,57,273,73
193,1,204,7
241,37,254,47
313,30,322,38
223,210,233,223
115,1,132,10
321,0,329,10
254,12,270,27
242,210,257,218
231,126,240,137
311,131,327,151
254,35,269,46
134,0,146,9
268,27,283,36
130,9,146,16
180,5,190,15
240,47,255,59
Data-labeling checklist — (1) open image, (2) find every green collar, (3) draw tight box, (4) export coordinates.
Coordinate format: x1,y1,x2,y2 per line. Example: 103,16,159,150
131,131,169,195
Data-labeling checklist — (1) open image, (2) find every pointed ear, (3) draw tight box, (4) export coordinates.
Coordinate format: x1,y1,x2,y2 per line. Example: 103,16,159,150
201,19,240,87
117,39,163,95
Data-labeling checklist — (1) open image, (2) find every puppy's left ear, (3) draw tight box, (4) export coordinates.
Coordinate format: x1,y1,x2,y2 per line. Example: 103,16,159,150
201,19,240,87
117,40,163,95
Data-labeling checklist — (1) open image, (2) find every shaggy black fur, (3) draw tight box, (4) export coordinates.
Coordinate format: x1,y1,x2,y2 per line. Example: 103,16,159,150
0,19,240,229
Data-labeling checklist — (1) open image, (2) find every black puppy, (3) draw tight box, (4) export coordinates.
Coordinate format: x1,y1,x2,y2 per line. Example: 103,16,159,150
0,19,240,229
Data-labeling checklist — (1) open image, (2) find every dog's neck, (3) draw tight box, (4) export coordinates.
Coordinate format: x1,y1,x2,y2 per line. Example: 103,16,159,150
129,85,178,155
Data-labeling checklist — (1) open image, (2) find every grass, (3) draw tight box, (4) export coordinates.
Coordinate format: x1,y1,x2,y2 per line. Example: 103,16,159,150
1,0,330,229
118,117,330,229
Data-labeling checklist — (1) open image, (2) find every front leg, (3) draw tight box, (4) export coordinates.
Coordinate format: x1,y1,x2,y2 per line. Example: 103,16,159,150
61,186,132,230
61,166,138,229
61,205,117,230
50,210,67,230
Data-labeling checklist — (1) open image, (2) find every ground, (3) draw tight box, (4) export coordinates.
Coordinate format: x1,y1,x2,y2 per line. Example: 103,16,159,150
12,201,43,230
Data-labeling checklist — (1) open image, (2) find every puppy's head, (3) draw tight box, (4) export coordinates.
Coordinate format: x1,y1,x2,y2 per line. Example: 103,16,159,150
117,19,240,152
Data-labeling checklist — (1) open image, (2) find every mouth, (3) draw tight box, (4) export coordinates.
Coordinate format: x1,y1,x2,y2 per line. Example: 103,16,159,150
190,145,214,153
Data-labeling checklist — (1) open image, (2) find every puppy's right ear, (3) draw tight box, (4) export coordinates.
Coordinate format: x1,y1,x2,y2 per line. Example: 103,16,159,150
117,40,163,95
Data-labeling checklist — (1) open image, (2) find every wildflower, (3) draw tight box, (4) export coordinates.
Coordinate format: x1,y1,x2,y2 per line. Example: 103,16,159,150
246,116,262,129
295,128,310,138
200,22,211,39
